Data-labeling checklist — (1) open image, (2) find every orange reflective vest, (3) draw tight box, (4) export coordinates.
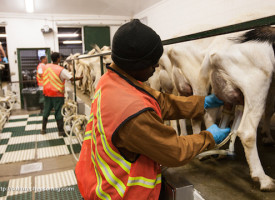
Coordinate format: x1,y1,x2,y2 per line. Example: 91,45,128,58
43,64,65,97
75,67,162,200
36,63,44,86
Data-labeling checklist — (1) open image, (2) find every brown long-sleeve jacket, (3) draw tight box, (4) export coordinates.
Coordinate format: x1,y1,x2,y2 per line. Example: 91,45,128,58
110,64,216,167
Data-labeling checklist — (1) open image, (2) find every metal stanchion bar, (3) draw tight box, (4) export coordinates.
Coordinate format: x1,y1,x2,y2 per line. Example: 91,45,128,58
73,59,77,102
162,15,275,45
66,52,111,62
100,56,104,76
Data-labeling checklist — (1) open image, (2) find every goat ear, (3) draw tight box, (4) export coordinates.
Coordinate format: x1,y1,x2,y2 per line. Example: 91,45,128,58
92,44,101,53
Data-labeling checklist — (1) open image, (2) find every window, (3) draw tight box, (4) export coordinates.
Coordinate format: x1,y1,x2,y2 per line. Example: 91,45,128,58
57,27,83,59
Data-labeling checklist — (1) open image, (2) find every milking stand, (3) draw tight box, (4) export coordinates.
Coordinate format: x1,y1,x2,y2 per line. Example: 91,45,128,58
196,106,244,160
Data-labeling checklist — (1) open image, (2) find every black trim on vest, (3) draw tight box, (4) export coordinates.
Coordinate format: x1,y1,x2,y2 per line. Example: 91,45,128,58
111,107,154,163
107,66,159,104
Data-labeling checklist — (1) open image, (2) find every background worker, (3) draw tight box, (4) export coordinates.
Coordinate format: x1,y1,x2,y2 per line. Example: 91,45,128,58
0,42,8,63
36,56,48,113
41,52,82,136
75,19,231,199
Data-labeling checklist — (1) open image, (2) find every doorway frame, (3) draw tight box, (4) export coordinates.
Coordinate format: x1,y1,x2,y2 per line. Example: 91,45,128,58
17,48,51,108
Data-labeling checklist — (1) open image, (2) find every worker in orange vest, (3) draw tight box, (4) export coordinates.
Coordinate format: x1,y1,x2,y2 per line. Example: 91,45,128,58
36,55,48,113
75,19,230,199
41,52,82,136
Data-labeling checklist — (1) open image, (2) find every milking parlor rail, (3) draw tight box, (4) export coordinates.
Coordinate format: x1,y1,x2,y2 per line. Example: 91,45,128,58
67,15,275,101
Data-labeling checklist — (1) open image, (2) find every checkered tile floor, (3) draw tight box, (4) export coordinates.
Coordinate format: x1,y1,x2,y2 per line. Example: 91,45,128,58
0,113,83,199
0,170,82,200
0,114,81,164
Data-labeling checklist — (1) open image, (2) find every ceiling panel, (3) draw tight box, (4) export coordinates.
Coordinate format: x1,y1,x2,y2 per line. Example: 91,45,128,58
0,0,162,16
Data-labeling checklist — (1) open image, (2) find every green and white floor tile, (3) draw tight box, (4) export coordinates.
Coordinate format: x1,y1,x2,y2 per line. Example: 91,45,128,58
3,121,28,128
0,114,82,163
37,132,60,141
6,176,32,199
0,170,82,200
35,170,82,200
0,149,36,164
0,113,83,199
8,135,37,144
0,176,32,200
63,136,79,146
8,115,29,120
37,145,70,159
0,132,11,140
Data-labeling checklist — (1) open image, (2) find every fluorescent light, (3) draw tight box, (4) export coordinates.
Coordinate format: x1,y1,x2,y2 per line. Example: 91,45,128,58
0,34,7,37
25,0,34,13
63,40,82,44
58,33,79,38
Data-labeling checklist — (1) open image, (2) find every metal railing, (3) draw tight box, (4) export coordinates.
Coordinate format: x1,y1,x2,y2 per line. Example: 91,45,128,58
162,15,275,45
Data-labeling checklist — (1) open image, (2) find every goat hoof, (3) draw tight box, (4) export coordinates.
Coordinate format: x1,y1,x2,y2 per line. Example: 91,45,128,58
260,178,275,191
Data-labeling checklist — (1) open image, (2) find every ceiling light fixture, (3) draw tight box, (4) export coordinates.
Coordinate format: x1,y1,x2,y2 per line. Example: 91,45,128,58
0,34,7,37
57,33,79,38
63,40,83,44
25,0,34,13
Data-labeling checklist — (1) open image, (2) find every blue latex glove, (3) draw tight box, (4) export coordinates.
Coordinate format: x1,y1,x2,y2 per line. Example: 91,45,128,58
206,124,231,144
3,57,8,63
204,94,224,109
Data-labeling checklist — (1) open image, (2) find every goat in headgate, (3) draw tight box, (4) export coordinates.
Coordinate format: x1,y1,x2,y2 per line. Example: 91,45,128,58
198,26,275,191
65,46,112,99
169,39,218,134
148,46,187,135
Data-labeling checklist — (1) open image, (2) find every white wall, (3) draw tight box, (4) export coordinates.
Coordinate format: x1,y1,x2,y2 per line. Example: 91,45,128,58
0,13,129,107
134,0,275,40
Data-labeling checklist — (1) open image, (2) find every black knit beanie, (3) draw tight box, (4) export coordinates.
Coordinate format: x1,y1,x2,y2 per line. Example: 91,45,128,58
112,19,163,71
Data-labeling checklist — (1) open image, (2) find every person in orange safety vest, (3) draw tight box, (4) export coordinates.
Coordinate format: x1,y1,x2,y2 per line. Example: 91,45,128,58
36,55,48,113
75,19,231,200
41,52,82,136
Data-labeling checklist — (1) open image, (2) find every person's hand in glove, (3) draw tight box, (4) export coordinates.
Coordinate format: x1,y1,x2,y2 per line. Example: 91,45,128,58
3,57,8,63
204,94,224,109
206,124,231,144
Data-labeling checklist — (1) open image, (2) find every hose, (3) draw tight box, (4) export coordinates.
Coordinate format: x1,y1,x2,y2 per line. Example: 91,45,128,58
0,90,18,131
69,115,88,161
61,98,88,161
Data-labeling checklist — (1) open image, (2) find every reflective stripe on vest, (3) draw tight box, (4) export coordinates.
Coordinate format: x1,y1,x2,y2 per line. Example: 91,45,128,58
95,89,131,174
92,120,126,197
43,64,65,97
127,174,162,189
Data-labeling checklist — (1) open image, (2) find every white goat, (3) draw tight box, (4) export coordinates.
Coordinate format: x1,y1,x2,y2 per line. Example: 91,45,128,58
168,39,219,134
148,46,187,135
198,27,275,191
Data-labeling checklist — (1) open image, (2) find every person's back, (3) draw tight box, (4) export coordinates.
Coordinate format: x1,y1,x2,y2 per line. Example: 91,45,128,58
43,63,65,97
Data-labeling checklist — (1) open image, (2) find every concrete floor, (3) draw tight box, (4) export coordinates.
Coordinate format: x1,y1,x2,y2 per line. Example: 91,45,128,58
170,127,275,200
